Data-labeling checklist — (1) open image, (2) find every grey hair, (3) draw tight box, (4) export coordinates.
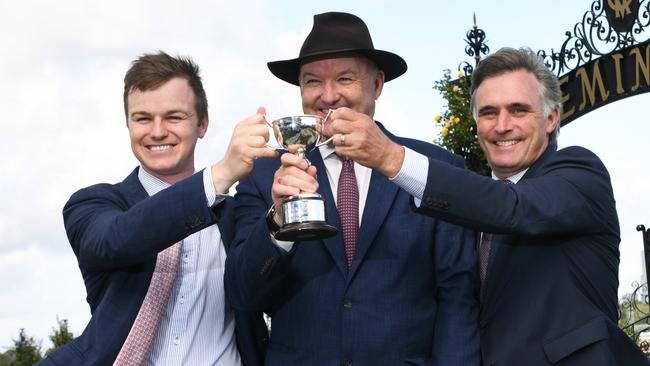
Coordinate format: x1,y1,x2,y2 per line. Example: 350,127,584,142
469,47,561,147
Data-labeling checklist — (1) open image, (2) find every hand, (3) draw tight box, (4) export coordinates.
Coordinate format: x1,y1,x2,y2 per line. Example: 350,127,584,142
327,108,405,178
211,106,278,193
270,153,318,225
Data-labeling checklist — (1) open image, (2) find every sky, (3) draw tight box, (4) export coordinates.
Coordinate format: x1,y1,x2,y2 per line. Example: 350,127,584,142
1,0,649,350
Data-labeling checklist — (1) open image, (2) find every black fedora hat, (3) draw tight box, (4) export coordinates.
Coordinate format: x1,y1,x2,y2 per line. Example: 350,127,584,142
267,12,407,86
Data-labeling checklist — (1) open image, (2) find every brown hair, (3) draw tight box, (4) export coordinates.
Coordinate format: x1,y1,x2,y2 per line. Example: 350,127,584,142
123,51,208,124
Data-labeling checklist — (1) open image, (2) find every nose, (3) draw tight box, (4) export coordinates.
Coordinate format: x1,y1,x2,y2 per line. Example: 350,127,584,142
149,118,168,139
320,80,340,107
494,112,513,134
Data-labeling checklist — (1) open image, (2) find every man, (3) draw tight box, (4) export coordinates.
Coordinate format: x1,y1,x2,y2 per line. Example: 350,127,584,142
225,12,479,365
329,46,649,365
39,52,274,365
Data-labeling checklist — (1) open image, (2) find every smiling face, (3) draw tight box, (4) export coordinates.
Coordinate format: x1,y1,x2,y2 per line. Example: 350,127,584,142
127,77,208,184
299,55,384,134
474,69,559,179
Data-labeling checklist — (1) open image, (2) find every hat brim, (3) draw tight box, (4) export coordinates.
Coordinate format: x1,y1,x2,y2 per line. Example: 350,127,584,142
267,48,407,86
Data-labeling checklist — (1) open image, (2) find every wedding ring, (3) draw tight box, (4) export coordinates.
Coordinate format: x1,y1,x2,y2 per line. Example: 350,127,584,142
339,134,346,146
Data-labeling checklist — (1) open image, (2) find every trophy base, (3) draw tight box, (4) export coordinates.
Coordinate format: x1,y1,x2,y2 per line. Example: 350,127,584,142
274,222,338,241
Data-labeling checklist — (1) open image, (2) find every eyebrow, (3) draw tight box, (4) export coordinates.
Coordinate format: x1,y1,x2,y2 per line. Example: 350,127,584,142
130,110,191,118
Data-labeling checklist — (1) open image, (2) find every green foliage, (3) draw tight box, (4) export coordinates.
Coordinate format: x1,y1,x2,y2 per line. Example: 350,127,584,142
0,317,75,365
45,318,74,356
1,328,43,366
433,69,490,176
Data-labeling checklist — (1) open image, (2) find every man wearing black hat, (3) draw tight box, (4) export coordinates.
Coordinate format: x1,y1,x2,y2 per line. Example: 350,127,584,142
225,12,480,365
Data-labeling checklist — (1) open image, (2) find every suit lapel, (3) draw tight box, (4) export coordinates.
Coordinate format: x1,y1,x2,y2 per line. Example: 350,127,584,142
347,169,399,281
307,149,348,277
121,167,149,206
481,150,553,318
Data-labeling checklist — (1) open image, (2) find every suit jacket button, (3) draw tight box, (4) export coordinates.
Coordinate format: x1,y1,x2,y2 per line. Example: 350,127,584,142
424,197,434,206
479,319,487,329
343,299,353,309
185,215,203,229
343,359,353,366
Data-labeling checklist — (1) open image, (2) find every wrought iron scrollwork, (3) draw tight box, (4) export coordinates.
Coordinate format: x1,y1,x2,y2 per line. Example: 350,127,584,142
459,13,490,78
538,0,650,76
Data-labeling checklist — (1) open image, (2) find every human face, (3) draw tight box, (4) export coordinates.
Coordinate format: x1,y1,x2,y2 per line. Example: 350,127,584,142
474,69,558,179
127,77,208,184
299,56,384,134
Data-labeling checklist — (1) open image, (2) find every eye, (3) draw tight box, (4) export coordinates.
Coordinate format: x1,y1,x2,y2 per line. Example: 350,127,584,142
510,105,529,117
338,76,354,84
478,109,497,119
133,116,151,123
302,78,320,86
166,114,189,123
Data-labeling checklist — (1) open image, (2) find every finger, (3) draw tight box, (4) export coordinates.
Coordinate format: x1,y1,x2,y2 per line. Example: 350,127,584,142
276,173,318,193
280,152,310,170
251,147,278,159
257,106,266,116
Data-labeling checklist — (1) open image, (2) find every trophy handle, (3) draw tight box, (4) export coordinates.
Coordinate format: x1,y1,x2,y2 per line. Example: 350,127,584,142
315,136,334,147
264,115,285,150
314,108,334,147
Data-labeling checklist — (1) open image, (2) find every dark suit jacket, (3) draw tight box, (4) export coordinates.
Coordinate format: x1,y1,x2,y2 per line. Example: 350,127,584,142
225,123,480,366
39,168,267,366
417,145,648,365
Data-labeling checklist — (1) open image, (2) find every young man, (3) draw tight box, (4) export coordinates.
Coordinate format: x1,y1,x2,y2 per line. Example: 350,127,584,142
40,52,273,366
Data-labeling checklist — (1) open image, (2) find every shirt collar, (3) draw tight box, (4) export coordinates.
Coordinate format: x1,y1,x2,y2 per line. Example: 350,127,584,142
137,167,172,196
491,168,528,184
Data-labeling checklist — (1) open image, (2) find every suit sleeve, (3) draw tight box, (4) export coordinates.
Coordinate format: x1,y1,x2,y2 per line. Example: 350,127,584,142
225,161,296,312
417,146,616,236
64,172,219,270
430,156,481,366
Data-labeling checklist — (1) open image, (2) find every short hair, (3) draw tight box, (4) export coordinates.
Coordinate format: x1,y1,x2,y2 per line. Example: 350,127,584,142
123,51,208,124
470,47,561,147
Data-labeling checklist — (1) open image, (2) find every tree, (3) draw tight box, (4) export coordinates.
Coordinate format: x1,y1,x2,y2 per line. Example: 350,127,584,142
1,328,43,366
45,317,74,356
433,70,490,176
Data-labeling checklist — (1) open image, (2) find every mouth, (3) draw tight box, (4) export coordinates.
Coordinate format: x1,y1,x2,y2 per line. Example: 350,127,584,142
494,140,519,147
146,144,175,152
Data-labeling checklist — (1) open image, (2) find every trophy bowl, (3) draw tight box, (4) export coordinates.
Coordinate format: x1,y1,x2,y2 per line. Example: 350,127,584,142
267,114,338,241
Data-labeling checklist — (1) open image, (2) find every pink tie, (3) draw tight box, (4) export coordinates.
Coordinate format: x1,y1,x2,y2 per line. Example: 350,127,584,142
337,157,359,268
113,242,181,366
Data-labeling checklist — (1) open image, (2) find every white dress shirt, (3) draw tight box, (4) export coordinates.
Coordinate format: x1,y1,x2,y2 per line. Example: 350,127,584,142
391,147,527,202
138,167,241,366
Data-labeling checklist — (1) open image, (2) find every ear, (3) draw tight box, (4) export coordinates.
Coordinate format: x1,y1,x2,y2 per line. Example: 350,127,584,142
373,70,385,100
198,114,209,138
545,107,559,135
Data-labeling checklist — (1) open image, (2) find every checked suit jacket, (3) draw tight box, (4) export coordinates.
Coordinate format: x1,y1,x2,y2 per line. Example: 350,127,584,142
416,145,649,365
39,168,267,366
225,122,481,366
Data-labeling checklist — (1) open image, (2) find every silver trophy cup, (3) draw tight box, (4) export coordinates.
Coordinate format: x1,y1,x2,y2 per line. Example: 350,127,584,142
267,113,338,241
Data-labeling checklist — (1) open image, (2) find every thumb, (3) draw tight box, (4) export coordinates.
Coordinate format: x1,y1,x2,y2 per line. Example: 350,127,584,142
256,106,266,116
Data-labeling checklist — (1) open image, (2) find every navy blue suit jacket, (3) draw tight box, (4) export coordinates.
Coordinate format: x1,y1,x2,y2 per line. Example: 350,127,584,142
39,168,267,366
417,145,648,365
225,123,480,366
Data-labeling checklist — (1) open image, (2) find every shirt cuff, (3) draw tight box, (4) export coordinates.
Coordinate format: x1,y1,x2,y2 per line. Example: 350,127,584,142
390,146,428,205
272,236,294,252
203,168,227,207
